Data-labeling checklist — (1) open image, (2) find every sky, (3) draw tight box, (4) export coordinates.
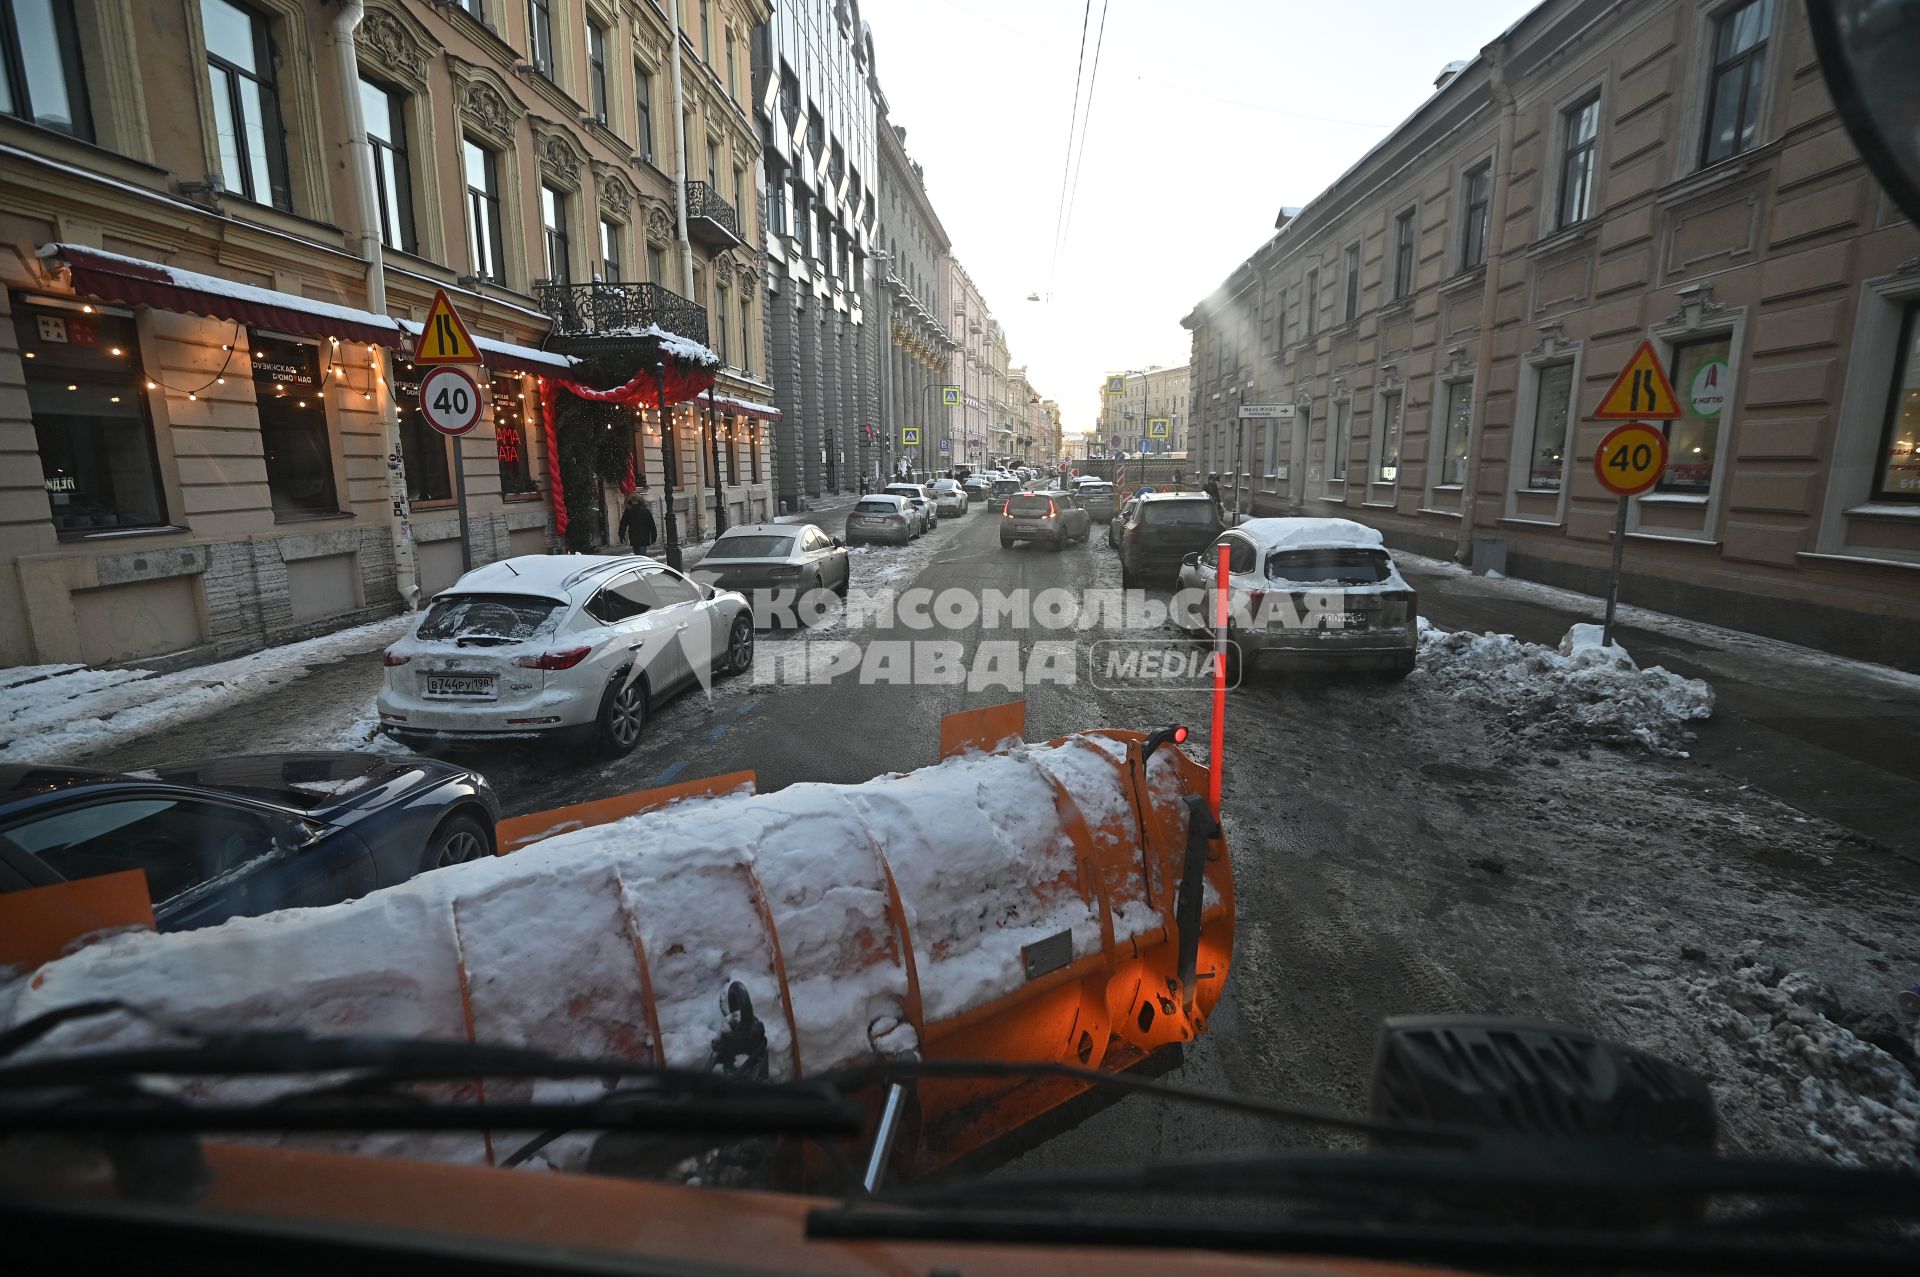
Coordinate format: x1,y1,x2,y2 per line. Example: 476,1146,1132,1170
857,0,1540,439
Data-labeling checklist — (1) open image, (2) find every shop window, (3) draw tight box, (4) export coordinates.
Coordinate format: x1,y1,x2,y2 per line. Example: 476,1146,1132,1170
1437,380,1473,486
248,330,338,518
492,371,537,497
1873,302,1920,501
1659,336,1732,493
392,356,452,502
1526,362,1574,490
14,298,168,536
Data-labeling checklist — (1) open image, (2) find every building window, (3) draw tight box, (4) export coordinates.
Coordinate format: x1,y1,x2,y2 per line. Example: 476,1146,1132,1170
1343,243,1361,321
599,218,622,281
1874,304,1920,501
635,63,654,162
646,243,664,285
1437,380,1473,486
541,184,570,284
14,299,167,536
1660,336,1733,493
1374,393,1403,483
1461,163,1490,269
359,79,415,255
1392,208,1415,299
699,0,711,63
1701,0,1773,167
201,0,290,209
1558,95,1600,229
1274,286,1287,348
733,167,747,225
393,357,451,503
248,331,338,519
1526,361,1574,490
1330,398,1352,482
586,20,608,122
1,0,91,138
464,140,505,282
526,0,554,78
707,138,720,189
725,28,737,98
715,283,730,365
739,294,753,375
492,371,536,497
1304,268,1319,339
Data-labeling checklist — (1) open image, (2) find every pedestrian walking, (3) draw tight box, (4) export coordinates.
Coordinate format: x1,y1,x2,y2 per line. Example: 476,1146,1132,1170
1203,473,1222,505
617,491,656,555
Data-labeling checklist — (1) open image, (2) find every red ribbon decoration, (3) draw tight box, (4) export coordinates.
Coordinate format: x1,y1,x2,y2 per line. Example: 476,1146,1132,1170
620,452,637,495
538,379,568,537
539,356,719,542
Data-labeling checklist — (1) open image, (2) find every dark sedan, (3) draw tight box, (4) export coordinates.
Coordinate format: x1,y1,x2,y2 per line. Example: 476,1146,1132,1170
0,752,500,932
695,522,851,605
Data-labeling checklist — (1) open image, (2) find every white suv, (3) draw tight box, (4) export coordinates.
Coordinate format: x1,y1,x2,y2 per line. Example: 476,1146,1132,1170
378,555,754,756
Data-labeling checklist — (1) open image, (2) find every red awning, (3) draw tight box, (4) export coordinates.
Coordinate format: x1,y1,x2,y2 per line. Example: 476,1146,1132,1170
708,393,783,421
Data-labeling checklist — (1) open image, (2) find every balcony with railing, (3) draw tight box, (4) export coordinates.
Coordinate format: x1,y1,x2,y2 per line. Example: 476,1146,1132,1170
684,181,744,250
535,280,709,351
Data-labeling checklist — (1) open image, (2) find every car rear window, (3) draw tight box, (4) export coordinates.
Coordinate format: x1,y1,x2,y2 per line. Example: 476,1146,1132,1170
856,500,901,515
707,534,795,559
1266,548,1394,585
1141,500,1213,524
417,594,562,643
1006,494,1055,516
885,487,923,500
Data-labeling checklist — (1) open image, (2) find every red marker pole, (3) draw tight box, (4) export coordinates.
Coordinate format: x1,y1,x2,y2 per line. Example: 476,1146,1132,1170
1208,541,1230,818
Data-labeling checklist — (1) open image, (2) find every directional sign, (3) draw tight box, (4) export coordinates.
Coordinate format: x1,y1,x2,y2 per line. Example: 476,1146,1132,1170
418,366,483,436
901,425,921,446
1593,421,1669,496
1148,417,1170,439
412,290,482,366
1105,375,1126,395
1595,340,1681,420
1237,403,1295,419
941,386,961,406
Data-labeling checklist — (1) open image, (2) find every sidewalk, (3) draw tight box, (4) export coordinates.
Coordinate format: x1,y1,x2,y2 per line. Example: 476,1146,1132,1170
1397,553,1920,863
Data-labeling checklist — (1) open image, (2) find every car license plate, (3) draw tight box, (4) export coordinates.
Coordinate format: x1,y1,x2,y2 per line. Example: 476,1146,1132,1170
1015,522,1040,531
1340,612,1370,629
425,674,497,699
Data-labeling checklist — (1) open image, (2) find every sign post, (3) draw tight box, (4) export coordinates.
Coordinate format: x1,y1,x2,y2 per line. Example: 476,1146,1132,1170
411,290,485,572
1588,339,1682,648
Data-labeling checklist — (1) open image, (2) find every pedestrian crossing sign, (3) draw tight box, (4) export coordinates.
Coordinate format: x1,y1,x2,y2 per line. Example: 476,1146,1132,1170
1105,375,1125,395
941,386,961,405
1149,417,1170,439
1595,340,1681,420
902,426,921,445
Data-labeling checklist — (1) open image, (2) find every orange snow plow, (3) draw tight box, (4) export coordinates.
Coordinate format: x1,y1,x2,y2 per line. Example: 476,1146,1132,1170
0,701,1232,1181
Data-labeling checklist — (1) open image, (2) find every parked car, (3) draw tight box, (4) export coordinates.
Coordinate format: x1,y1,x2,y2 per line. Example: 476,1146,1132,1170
999,490,1090,550
1076,481,1118,523
884,482,937,532
0,752,500,932
1116,492,1226,587
697,522,849,606
377,555,754,757
1176,518,1418,680
1107,494,1142,549
928,477,969,517
961,475,991,504
846,493,916,544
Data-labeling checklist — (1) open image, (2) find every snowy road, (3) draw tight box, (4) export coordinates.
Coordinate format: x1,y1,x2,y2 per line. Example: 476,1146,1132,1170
51,501,1920,1173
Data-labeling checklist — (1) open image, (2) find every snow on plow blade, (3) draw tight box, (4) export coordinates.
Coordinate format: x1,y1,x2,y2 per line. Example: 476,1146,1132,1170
1,703,1233,1177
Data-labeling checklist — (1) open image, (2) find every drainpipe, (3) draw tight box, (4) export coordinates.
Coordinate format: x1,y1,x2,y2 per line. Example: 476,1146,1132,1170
333,0,420,608
669,0,701,544
1455,40,1517,567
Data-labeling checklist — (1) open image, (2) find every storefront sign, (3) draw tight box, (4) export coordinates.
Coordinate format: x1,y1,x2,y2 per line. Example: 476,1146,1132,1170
1688,358,1729,417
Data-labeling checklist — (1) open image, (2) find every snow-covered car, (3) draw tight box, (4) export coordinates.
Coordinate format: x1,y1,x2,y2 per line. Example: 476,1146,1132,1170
1177,518,1418,680
883,482,937,532
928,477,969,516
377,555,754,756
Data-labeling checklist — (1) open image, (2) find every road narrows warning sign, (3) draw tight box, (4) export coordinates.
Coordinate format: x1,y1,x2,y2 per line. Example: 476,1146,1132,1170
412,290,482,366
1594,339,1681,419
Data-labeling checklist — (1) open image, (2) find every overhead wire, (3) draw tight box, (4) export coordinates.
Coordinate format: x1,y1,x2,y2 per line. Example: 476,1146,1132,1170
1044,0,1096,298
1051,0,1111,288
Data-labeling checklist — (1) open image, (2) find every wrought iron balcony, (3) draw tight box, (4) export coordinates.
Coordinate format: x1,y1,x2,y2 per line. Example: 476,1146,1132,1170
535,280,708,349
684,181,744,249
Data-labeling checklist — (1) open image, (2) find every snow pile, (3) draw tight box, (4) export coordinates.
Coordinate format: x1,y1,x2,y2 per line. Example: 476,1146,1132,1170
1412,622,1714,755
1681,952,1920,1172
0,738,1165,1166
0,614,412,764
1235,517,1385,555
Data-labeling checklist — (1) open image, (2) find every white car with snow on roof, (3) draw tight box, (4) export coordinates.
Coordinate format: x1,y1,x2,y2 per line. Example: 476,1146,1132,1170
1177,518,1418,681
377,555,754,756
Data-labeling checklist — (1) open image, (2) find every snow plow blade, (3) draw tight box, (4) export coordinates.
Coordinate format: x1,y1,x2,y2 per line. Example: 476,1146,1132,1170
3,703,1233,1179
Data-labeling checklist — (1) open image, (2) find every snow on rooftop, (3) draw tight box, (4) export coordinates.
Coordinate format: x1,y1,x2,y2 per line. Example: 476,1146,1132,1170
1234,517,1386,554
590,323,721,368
443,554,643,600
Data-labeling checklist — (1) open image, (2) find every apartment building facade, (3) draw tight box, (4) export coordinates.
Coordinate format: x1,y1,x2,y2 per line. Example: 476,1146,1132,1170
947,258,990,466
0,0,772,669
1184,0,1920,669
874,117,952,479
1098,364,1190,455
752,0,881,508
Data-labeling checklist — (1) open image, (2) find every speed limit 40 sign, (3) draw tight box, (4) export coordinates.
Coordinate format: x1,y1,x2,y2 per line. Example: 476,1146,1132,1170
418,366,482,437
1594,422,1668,496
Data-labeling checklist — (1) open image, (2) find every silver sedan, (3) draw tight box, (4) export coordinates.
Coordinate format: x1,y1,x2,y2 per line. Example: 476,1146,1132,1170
694,522,851,604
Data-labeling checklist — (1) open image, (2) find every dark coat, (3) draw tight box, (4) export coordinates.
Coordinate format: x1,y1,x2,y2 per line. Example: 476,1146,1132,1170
618,501,657,553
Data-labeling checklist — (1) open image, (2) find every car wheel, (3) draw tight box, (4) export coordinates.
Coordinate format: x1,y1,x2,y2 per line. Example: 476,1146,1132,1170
425,812,491,872
596,676,647,756
833,569,850,598
723,613,755,675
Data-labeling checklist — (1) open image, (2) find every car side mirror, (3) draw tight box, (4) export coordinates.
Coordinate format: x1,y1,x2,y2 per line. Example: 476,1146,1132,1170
830,536,843,548
1182,552,1200,567
700,582,715,600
